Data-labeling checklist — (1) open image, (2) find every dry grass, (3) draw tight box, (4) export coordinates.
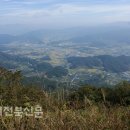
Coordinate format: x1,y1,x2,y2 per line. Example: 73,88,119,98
1,96,130,130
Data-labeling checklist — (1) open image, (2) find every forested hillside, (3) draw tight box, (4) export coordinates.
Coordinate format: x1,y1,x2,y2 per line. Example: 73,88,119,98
68,55,130,73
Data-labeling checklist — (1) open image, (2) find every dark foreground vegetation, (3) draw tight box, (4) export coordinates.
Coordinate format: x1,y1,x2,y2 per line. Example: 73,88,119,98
0,67,130,130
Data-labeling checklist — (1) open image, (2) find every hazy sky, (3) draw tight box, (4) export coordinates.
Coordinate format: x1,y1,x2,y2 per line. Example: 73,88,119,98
0,0,130,28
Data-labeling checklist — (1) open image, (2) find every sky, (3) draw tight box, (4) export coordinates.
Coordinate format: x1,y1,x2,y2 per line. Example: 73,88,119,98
0,0,130,28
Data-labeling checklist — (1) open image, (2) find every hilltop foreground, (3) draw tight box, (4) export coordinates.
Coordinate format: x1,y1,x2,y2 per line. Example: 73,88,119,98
0,68,130,130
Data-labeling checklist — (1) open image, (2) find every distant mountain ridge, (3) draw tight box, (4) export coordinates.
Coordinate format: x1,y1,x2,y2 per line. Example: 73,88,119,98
0,22,130,45
0,34,42,44
0,34,15,44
